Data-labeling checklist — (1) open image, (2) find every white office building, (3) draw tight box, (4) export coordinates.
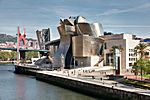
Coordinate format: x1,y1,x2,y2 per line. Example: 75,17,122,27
101,33,140,75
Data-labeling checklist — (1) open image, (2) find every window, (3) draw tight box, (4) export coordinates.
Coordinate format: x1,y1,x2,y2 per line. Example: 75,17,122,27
145,52,149,56
129,49,131,52
129,63,132,66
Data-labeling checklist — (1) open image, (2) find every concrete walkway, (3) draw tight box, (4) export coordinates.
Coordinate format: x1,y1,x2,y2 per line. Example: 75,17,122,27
37,70,150,96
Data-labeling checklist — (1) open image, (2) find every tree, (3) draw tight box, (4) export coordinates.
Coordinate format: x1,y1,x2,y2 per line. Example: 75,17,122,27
133,43,149,80
134,43,147,59
0,52,5,60
132,62,139,76
26,52,38,60
9,51,17,60
143,60,150,74
0,52,10,61
133,59,150,80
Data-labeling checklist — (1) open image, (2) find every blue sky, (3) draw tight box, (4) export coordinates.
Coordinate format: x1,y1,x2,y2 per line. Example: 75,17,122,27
0,0,150,40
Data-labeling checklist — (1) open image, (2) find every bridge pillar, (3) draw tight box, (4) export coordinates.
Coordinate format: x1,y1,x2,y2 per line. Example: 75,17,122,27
17,26,26,48
20,51,26,63
17,27,27,63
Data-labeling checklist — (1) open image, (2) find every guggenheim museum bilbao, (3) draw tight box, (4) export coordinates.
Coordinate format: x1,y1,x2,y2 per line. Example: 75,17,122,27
36,16,150,75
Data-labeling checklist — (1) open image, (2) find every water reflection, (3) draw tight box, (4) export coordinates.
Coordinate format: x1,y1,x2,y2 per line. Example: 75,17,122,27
0,65,98,100
16,75,25,100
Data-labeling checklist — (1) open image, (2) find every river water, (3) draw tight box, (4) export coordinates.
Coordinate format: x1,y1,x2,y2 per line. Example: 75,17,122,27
0,64,99,100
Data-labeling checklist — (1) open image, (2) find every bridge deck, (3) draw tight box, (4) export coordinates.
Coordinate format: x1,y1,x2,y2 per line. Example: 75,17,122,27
0,47,49,52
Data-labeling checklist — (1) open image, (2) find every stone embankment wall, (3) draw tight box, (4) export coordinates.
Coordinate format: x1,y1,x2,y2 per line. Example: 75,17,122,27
36,72,150,100
14,64,37,75
14,65,150,100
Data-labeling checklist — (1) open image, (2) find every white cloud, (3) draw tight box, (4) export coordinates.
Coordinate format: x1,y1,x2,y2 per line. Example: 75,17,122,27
97,3,150,16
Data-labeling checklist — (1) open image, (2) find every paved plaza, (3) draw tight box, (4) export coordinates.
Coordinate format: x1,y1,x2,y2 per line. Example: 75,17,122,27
37,69,150,96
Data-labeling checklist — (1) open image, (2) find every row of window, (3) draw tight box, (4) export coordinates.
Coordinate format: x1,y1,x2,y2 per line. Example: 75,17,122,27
129,49,135,52
129,53,137,56
129,58,137,61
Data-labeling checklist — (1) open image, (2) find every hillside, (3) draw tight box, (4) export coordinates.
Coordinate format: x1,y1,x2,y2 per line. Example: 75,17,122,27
0,34,17,43
0,34,36,43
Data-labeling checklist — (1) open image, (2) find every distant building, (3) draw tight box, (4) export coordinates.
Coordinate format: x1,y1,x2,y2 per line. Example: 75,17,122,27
101,34,140,75
0,33,39,50
26,39,39,49
36,28,50,50
143,38,150,42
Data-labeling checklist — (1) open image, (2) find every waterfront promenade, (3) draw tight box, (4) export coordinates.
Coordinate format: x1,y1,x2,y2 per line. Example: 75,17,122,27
15,64,150,99
37,69,150,96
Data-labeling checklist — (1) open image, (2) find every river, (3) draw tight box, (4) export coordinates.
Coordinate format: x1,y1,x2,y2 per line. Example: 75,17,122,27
0,64,100,100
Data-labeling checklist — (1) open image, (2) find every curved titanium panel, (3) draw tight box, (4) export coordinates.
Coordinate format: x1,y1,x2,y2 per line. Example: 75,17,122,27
75,16,87,24
76,23,93,35
57,25,65,36
52,35,71,68
57,25,75,36
91,23,103,37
